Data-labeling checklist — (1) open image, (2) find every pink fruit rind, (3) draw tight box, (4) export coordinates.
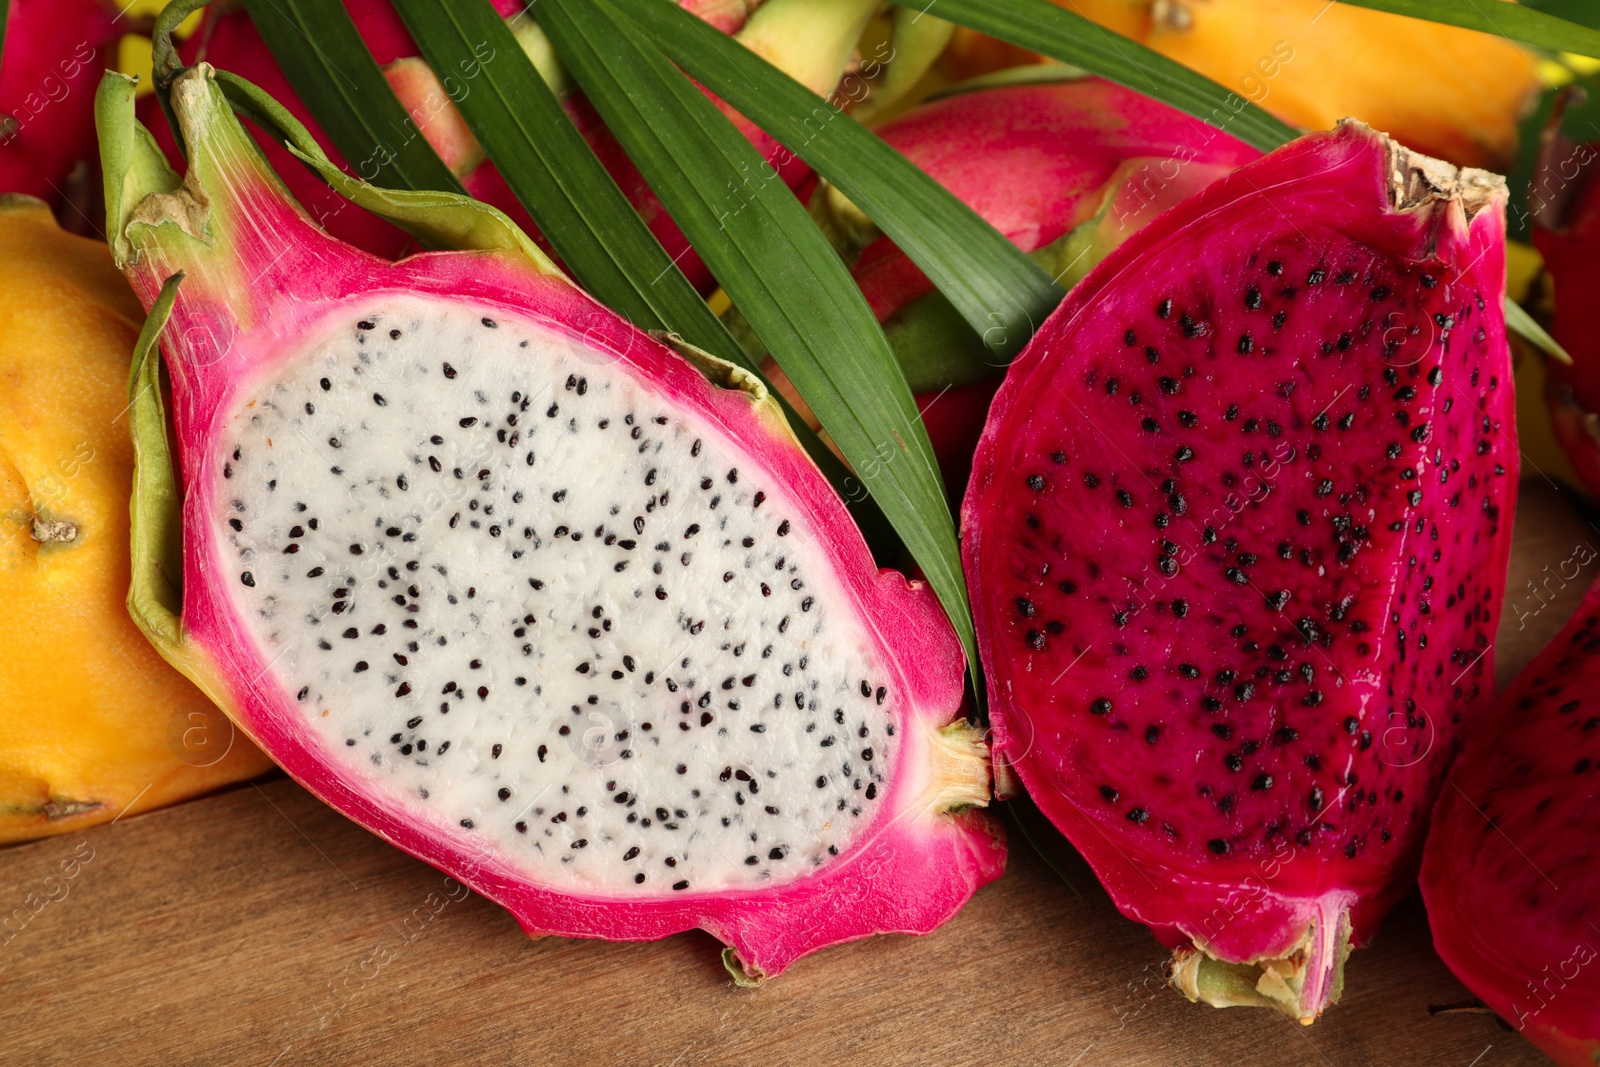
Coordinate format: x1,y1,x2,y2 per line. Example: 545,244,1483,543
1532,94,1600,501
919,379,1001,501
1421,579,1600,1066
109,65,1001,979
964,122,1514,1020
1547,377,1600,500
0,0,122,200
677,0,760,35
850,79,1261,322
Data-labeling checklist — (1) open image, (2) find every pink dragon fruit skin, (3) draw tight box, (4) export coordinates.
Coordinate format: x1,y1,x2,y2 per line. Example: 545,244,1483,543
104,65,1001,979
851,79,1262,321
677,0,760,34
1532,102,1600,502
919,379,1002,502
963,122,1516,1020
1422,578,1600,1067
150,0,809,290
0,0,122,200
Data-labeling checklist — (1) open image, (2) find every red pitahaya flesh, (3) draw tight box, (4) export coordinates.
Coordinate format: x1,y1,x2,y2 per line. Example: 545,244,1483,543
153,0,845,290
103,65,1001,979
1422,579,1600,1067
0,0,122,202
1531,96,1600,500
807,79,1260,497
963,121,1517,1021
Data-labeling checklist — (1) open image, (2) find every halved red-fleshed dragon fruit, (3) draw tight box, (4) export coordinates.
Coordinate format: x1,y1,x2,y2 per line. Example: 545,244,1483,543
99,64,1001,979
770,77,1259,497
963,121,1517,1021
1422,579,1600,1067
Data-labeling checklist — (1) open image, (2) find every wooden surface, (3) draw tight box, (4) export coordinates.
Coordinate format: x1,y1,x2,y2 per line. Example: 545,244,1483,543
2,478,1591,1067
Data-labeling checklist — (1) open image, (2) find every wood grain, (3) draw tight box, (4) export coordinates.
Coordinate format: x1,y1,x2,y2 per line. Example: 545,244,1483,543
0,478,1590,1067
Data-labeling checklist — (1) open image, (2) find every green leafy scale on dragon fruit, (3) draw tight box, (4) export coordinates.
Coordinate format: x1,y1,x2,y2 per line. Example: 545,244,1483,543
106,65,1000,980
963,121,1516,1021
1422,578,1600,1067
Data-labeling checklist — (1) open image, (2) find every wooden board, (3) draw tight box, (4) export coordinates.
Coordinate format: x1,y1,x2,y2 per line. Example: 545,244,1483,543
2,478,1591,1067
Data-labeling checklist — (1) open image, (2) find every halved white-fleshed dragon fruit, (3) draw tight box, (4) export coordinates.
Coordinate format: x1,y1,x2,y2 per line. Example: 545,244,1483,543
963,122,1517,1020
99,65,1001,979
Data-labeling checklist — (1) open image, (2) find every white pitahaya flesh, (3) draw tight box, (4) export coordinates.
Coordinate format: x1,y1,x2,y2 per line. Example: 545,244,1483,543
103,66,1001,979
963,122,1516,1021
1422,579,1600,1066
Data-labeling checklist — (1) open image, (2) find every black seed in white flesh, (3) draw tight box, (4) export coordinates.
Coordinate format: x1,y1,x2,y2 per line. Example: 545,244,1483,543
215,298,894,893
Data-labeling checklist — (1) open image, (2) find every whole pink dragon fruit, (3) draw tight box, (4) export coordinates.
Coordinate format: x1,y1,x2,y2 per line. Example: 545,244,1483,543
0,0,122,200
100,64,1001,979
1422,579,1600,1066
963,121,1516,1021
153,0,848,288
811,78,1260,497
